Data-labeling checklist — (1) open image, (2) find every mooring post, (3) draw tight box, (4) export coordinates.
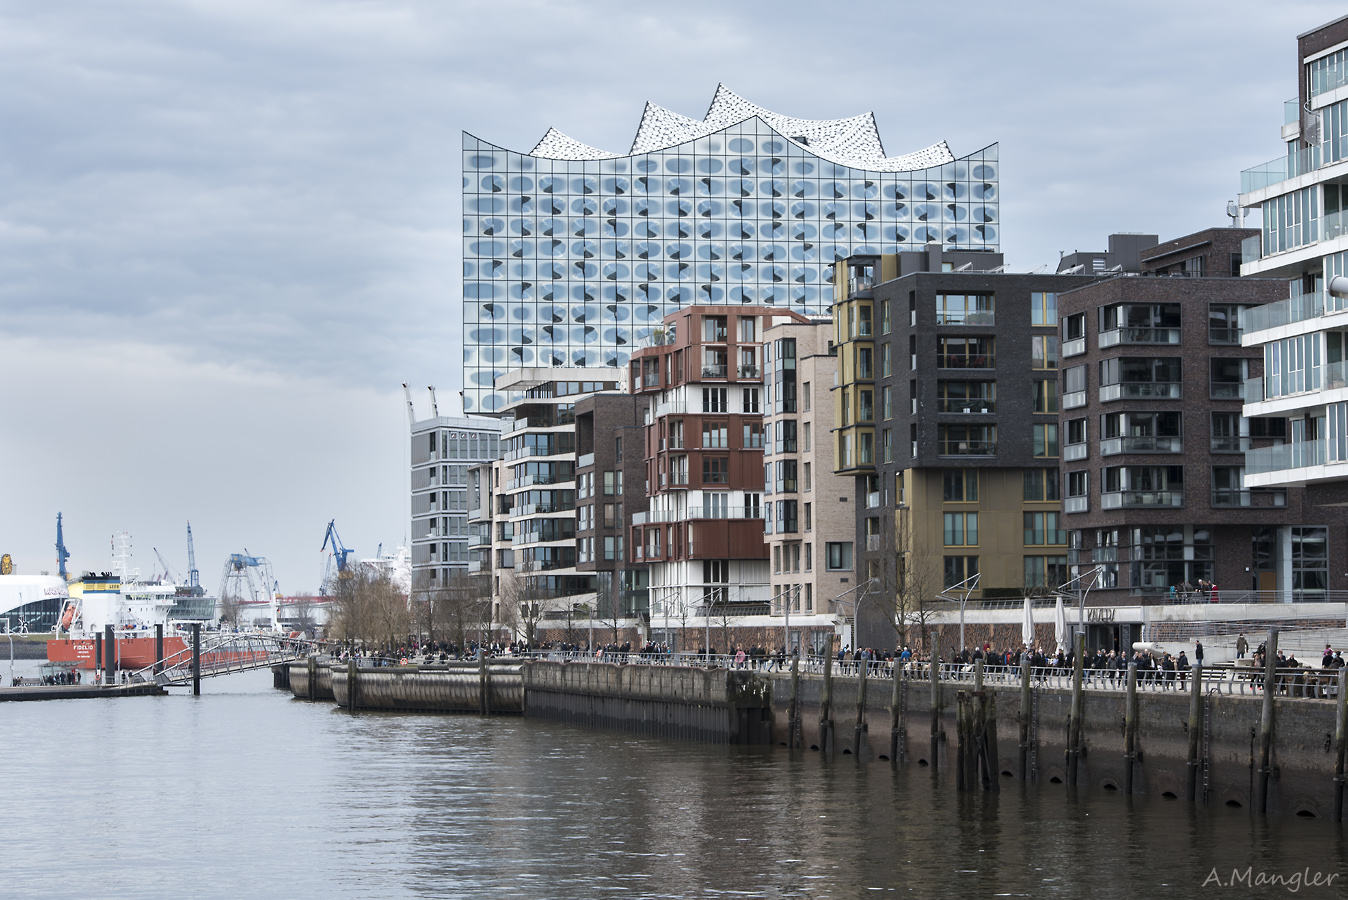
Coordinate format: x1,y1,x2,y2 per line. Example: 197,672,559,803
1124,662,1138,794
1257,627,1279,815
930,631,941,771
347,656,358,712
479,648,491,716
985,665,1000,793
1187,662,1203,802
955,691,968,791
788,654,800,749
854,654,868,758
890,654,903,764
1334,667,1347,822
190,623,201,696
1066,632,1084,786
819,648,834,754
307,654,317,701
1019,653,1031,782
94,632,102,684
105,624,116,686
154,624,164,676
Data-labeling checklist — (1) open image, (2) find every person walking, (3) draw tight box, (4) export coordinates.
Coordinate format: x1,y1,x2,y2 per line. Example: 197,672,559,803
1236,634,1248,660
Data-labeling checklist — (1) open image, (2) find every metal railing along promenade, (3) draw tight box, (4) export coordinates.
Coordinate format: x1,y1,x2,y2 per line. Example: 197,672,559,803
131,633,325,686
522,651,1344,701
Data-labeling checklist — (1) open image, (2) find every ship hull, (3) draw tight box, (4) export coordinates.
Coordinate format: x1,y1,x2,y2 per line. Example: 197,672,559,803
48,636,188,670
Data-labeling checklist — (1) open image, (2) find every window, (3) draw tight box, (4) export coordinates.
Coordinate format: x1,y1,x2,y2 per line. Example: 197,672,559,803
881,300,891,334
857,346,873,379
702,457,728,484
703,388,727,412
938,423,996,456
603,471,621,495
1210,411,1248,453
804,502,812,531
882,429,892,462
603,503,617,528
943,512,979,546
1209,304,1243,344
1100,411,1182,454
1063,312,1086,342
1210,358,1248,400
937,380,994,413
742,422,763,449
882,386,892,419
737,315,756,343
742,387,760,413
1066,417,1087,450
826,542,853,571
1024,556,1068,589
938,336,994,369
1030,292,1057,327
1024,512,1066,545
775,459,798,492
936,293,995,325
1264,334,1321,399
1099,357,1182,400
1067,471,1089,498
942,469,978,502
1034,380,1058,413
745,492,761,517
1063,364,1087,408
803,461,811,491
703,315,728,342
1031,336,1058,370
1033,424,1058,458
1023,468,1060,502
802,384,810,412
943,555,978,588
858,304,872,336
859,390,874,422
1291,527,1328,595
776,419,797,453
1212,466,1249,506
702,421,728,448
615,437,623,462
802,422,811,451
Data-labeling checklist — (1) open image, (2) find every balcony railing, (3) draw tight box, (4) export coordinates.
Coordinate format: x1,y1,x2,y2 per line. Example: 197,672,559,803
1099,490,1183,509
935,398,995,414
1098,327,1181,347
638,506,763,523
1062,337,1086,358
936,311,996,326
1100,436,1182,455
865,491,881,509
1241,234,1262,265
1064,442,1088,461
848,276,874,294
1099,382,1181,402
1062,391,1087,410
1209,326,1243,345
1311,65,1348,98
938,355,995,369
1064,496,1089,514
1241,144,1323,194
655,400,686,416
701,365,728,379
1211,489,1252,507
577,452,595,469
937,440,996,457
1285,97,1301,126
866,535,883,551
1211,435,1252,453
642,373,660,388
1245,439,1329,476
1210,382,1244,401
738,364,760,378
1247,359,1348,404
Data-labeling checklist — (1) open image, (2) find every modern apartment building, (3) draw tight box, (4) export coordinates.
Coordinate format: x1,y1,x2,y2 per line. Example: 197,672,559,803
574,393,650,620
1054,248,1330,633
1240,15,1348,524
461,85,1000,414
1056,233,1158,276
832,248,1102,645
407,403,504,599
629,305,808,648
761,316,855,653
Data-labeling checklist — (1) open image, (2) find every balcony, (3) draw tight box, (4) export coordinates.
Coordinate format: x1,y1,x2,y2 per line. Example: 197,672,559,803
1240,144,1323,194
1209,326,1243,345
1100,436,1182,455
1211,435,1252,453
642,373,660,388
1243,291,1326,335
849,276,874,294
938,355,995,370
1099,490,1183,509
577,452,595,469
1246,211,1348,266
1245,439,1327,477
1286,97,1301,126
701,365,728,379
1062,391,1087,410
655,399,686,416
1062,338,1086,358
866,535,883,551
1064,442,1088,461
1099,382,1180,402
1210,381,1245,401
936,311,996,327
738,364,760,378
865,491,881,509
936,398,995,414
938,440,996,457
1064,496,1089,514
1249,359,1348,406
1098,327,1181,347
1211,489,1252,507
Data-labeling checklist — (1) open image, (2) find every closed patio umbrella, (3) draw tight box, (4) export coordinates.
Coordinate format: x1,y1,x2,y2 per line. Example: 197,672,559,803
1022,597,1036,650
1054,596,1067,657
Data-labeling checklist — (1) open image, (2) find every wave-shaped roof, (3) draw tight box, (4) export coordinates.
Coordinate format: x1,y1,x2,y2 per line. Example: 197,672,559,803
529,84,954,173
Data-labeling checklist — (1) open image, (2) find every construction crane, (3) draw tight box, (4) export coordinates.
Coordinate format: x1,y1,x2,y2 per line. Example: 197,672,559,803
55,512,71,580
153,547,183,584
186,522,204,596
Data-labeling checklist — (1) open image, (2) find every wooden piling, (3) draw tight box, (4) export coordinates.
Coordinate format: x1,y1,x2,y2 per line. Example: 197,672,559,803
819,648,834,754
307,654,317,701
985,682,1000,792
1257,627,1278,815
890,654,904,764
854,654,868,758
955,691,968,791
1066,632,1084,786
1019,654,1031,781
347,657,358,712
479,649,491,716
930,631,941,771
788,654,800,749
1187,662,1203,802
190,623,200,696
1335,667,1347,822
1124,662,1138,794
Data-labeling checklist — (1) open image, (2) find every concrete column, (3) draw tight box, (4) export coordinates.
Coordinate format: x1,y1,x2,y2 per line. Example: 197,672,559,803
154,624,164,675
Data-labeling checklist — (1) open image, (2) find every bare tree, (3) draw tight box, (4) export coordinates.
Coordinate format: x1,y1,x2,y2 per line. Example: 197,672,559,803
217,591,244,629
288,594,318,636
893,507,944,653
500,557,555,645
327,565,408,651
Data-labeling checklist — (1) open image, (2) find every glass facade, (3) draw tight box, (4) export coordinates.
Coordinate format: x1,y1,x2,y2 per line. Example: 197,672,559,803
462,88,999,412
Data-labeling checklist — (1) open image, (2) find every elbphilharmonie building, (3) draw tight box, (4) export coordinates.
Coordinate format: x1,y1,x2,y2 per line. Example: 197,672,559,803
462,85,999,413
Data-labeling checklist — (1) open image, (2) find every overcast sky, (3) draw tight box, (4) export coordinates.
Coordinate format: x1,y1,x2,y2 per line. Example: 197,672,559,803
0,0,1338,593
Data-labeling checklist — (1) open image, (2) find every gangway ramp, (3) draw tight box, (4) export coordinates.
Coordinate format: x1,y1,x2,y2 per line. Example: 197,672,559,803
131,633,323,686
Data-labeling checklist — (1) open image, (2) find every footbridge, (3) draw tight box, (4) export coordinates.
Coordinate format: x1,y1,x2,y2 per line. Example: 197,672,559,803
131,632,324,687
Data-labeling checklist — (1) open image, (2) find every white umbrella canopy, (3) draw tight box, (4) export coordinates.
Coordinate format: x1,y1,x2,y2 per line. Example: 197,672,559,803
1022,597,1036,650
1054,597,1067,656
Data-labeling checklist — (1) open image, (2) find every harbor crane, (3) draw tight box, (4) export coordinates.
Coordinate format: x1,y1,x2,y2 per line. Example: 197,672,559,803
55,512,71,579
153,547,182,584
321,520,353,572
186,522,204,596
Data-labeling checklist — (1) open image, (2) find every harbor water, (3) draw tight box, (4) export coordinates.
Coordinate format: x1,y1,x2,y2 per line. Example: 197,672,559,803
3,660,1347,899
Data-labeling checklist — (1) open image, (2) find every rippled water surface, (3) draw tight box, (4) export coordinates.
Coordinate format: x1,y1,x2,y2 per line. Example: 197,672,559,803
4,663,1347,899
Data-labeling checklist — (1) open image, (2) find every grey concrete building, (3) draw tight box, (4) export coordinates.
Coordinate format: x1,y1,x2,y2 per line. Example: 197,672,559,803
1057,233,1159,276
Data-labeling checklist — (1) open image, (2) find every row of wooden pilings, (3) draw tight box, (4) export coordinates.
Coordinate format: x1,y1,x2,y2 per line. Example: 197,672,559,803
783,626,1348,819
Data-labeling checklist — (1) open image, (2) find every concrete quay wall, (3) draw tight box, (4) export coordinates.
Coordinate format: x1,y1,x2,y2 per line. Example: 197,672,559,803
328,663,523,714
773,670,1345,820
522,660,773,744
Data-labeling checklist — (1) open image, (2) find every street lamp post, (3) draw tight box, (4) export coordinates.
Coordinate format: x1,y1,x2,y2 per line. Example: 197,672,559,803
829,578,880,654
936,572,981,654
1053,566,1105,648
